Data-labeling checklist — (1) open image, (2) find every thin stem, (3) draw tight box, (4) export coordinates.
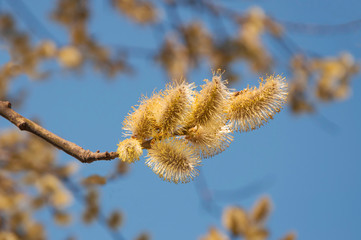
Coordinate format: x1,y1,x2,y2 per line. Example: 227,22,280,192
0,101,118,163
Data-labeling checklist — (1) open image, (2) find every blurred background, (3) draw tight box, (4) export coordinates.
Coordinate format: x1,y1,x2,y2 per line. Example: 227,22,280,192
0,0,360,240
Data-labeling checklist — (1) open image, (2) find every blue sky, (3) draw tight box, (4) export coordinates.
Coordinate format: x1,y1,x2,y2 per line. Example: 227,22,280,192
1,0,361,239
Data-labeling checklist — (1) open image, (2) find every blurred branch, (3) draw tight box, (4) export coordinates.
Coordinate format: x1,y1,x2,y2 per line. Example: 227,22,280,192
194,172,221,217
194,173,275,218
279,18,361,34
0,100,118,163
212,175,276,201
200,0,361,34
311,112,341,135
5,0,60,42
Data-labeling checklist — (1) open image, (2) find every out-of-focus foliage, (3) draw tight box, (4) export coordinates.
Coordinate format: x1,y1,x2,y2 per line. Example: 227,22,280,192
200,197,296,240
0,130,128,239
289,53,358,113
0,0,357,112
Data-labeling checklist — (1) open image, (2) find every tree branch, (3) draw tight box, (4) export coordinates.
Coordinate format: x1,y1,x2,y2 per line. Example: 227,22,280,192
0,100,118,163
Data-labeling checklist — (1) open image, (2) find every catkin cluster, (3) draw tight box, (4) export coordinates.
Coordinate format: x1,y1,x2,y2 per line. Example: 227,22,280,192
117,71,287,183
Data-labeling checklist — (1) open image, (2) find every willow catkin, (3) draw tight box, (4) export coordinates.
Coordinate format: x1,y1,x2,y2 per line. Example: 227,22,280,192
186,125,233,158
117,138,143,163
122,93,162,140
117,72,288,184
156,82,194,136
146,138,201,184
200,227,229,240
227,75,287,132
187,74,229,129
222,206,250,236
251,196,272,224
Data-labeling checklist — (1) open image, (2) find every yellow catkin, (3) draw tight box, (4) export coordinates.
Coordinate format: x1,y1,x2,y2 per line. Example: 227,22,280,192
228,75,287,132
37,40,57,58
186,125,233,158
0,232,19,240
251,196,272,224
51,189,73,208
58,46,82,68
54,211,72,225
146,138,201,183
280,232,297,240
200,227,229,240
123,93,162,140
156,82,193,135
222,206,250,236
135,232,151,240
117,138,143,163
245,227,269,240
81,175,107,186
187,73,229,129
107,211,123,230
117,71,288,184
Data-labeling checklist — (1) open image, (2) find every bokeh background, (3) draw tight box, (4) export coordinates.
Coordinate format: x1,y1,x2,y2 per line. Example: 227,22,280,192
1,0,361,240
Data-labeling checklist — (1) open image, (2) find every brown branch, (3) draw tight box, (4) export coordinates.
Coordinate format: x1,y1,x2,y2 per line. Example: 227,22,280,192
0,100,118,163
197,1,361,34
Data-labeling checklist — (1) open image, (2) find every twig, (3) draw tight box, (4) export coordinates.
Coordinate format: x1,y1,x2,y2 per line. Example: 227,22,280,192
279,18,361,34
0,101,118,163
194,172,221,218
5,0,60,43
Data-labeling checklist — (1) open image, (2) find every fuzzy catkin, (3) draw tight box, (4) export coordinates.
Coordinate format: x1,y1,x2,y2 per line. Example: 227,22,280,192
117,138,143,163
227,75,287,132
123,94,161,140
146,138,201,183
117,72,288,184
186,125,233,158
186,74,229,129
156,82,193,135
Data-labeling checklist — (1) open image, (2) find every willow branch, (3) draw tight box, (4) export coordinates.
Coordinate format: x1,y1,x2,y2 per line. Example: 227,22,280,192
0,100,119,163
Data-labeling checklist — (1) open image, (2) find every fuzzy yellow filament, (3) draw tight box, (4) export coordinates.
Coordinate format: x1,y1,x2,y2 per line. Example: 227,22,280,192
123,95,161,140
156,83,193,135
187,74,229,128
227,75,287,132
186,125,233,158
222,206,250,236
146,138,201,183
117,138,143,163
